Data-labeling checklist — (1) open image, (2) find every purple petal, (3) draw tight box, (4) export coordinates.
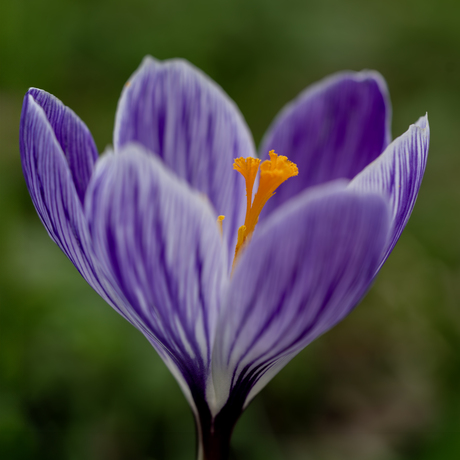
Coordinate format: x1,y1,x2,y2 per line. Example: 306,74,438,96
211,183,390,413
114,56,256,254
349,115,430,269
20,94,105,295
260,71,391,216
19,92,138,329
25,89,98,204
86,144,227,396
19,96,200,411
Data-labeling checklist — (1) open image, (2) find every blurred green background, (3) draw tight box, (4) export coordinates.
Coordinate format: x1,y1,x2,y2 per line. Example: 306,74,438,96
1,0,460,459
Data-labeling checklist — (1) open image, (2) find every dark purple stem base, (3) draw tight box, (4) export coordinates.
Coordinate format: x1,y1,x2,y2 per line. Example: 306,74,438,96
194,388,247,460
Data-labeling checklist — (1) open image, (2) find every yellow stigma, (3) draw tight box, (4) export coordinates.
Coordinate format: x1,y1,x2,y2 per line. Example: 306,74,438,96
217,215,225,235
232,150,298,268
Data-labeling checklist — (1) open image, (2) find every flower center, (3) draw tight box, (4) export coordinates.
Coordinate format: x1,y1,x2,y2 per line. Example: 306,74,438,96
227,150,298,269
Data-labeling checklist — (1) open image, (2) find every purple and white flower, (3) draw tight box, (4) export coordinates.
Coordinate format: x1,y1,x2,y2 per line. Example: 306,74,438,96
20,56,429,459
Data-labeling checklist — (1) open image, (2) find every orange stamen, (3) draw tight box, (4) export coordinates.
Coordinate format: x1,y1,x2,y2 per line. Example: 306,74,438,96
233,157,261,216
232,150,298,269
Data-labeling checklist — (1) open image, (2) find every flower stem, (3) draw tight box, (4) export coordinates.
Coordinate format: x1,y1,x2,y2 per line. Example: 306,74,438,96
195,398,243,460
199,426,232,460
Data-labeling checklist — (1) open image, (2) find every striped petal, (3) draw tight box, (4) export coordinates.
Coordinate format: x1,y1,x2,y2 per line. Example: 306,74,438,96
210,183,390,415
24,89,98,204
259,71,391,217
86,144,227,403
349,115,430,269
20,91,150,330
19,93,109,302
114,56,256,255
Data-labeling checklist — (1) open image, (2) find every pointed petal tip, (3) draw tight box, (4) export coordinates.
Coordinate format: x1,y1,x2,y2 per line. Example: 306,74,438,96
25,87,45,100
22,90,44,117
140,54,156,66
414,113,429,131
138,54,197,70
134,55,193,76
124,55,205,88
402,114,429,146
24,87,65,109
21,86,99,205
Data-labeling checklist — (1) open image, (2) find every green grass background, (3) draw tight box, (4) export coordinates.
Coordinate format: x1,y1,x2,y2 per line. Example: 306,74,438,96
1,0,460,459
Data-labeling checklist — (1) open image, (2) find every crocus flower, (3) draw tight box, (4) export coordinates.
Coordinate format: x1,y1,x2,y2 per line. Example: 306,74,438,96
20,56,429,459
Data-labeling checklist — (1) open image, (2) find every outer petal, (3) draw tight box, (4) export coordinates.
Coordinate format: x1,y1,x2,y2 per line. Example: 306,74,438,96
24,89,98,204
20,90,171,328
114,56,256,254
260,71,391,216
19,93,109,303
86,144,227,403
349,115,429,269
211,183,390,414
